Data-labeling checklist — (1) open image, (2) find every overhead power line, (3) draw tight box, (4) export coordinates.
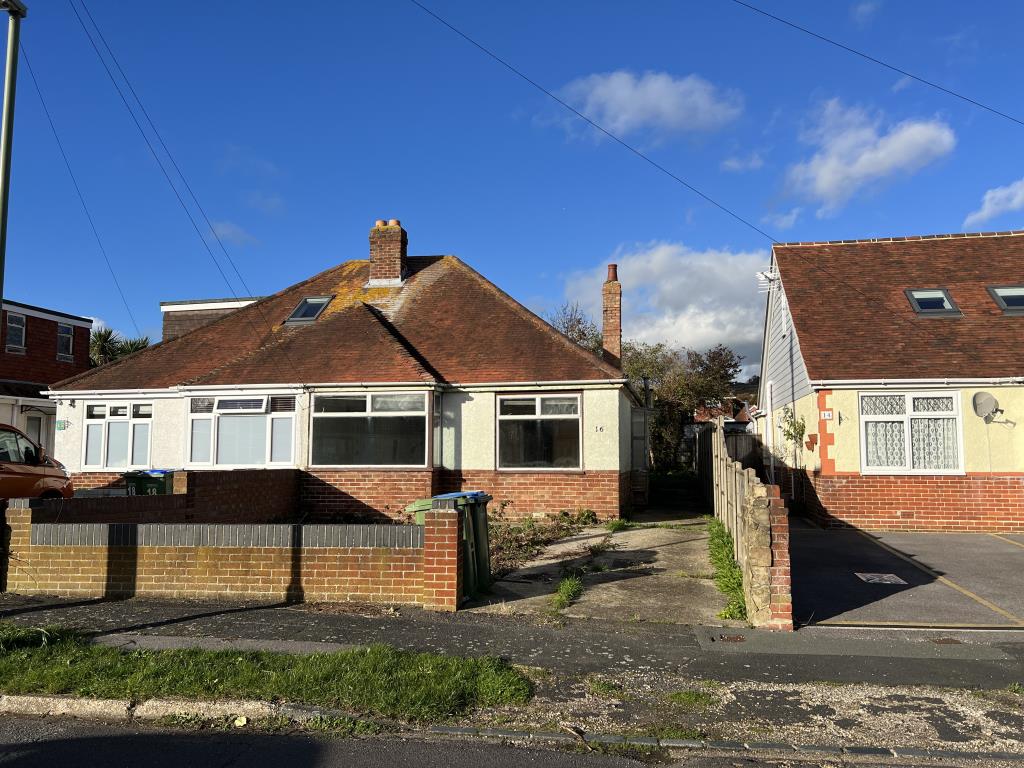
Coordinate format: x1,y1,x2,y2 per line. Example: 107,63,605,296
727,0,1024,129
407,0,999,373
20,44,141,336
407,0,779,243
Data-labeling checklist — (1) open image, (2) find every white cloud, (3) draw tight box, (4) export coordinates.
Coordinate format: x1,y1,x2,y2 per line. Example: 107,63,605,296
563,241,769,372
761,208,801,230
851,1,880,25
963,177,1024,228
211,220,258,246
892,75,913,93
244,190,285,215
560,70,742,138
86,316,107,331
787,98,955,216
721,151,764,172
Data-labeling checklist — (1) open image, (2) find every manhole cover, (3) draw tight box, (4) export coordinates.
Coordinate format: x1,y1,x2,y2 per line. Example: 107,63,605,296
855,572,907,585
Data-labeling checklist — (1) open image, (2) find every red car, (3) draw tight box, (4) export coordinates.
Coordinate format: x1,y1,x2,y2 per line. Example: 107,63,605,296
0,423,74,500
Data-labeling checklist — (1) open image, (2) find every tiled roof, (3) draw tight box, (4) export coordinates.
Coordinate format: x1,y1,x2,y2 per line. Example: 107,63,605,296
773,232,1024,381
52,256,620,391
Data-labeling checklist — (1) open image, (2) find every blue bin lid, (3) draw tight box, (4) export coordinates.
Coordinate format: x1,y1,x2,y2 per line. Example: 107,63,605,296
142,469,178,477
431,491,490,501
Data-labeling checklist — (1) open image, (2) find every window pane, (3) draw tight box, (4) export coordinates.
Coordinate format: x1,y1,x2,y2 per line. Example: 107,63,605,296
912,396,954,413
864,421,904,468
190,419,212,463
311,416,425,465
57,325,73,356
861,395,905,416
131,423,150,465
315,396,366,413
287,297,330,321
132,403,153,419
995,286,1024,308
270,417,293,463
499,419,580,469
110,405,128,417
0,429,23,462
541,397,578,416
910,289,952,311
25,416,42,445
371,393,425,412
6,315,24,347
85,423,103,465
499,399,536,416
191,397,214,414
106,421,129,468
216,414,267,465
911,418,958,470
86,405,106,419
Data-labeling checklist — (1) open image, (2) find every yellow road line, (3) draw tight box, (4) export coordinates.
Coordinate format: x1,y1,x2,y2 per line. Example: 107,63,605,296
990,533,1024,550
855,529,1024,626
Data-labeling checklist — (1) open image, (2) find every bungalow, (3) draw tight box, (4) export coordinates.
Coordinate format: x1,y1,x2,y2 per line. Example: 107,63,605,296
757,231,1024,532
47,219,647,520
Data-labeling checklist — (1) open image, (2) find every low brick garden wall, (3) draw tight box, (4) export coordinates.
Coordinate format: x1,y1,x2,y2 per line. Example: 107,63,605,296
1,502,462,610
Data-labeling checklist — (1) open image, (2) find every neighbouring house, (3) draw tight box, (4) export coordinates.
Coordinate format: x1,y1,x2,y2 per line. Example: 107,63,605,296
1,299,92,453
756,231,1024,532
46,219,648,520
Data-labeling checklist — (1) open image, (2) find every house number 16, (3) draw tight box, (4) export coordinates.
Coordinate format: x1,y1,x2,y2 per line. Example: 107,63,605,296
594,425,605,432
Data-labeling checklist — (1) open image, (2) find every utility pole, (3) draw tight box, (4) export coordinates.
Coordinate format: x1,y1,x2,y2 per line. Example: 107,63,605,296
0,0,25,310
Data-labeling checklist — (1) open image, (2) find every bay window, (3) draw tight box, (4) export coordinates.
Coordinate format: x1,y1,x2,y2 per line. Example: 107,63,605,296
187,395,295,467
497,394,581,470
311,393,427,467
83,402,152,469
860,392,962,474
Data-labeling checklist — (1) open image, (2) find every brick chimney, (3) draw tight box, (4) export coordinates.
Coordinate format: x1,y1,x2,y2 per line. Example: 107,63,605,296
368,218,408,285
602,263,621,367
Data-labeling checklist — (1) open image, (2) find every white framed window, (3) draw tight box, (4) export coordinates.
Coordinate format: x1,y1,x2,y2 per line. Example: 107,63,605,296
6,312,25,352
310,392,427,467
57,323,74,362
187,395,295,468
859,392,963,475
285,296,332,324
497,393,582,471
988,285,1024,314
82,402,153,469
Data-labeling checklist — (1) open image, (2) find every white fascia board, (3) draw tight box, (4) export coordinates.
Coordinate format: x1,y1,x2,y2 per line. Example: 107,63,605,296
449,379,628,391
46,388,182,401
2,303,92,328
160,300,256,312
811,377,1024,389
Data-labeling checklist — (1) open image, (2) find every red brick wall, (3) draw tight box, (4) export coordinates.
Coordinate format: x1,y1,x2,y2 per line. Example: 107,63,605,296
299,469,434,522
72,472,126,490
799,471,1024,532
766,486,793,631
0,309,89,385
1,505,462,609
436,469,625,521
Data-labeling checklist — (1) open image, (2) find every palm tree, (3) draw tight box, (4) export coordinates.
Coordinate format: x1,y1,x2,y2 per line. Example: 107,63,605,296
89,329,151,367
89,327,123,367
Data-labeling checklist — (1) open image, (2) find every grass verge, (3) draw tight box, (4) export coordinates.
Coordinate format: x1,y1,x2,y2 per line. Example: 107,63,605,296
706,517,747,621
0,623,530,722
551,576,584,611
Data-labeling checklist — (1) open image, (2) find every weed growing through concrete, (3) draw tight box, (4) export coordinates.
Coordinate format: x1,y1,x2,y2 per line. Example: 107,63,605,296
605,519,634,533
489,508,598,576
587,536,617,557
551,576,584,611
1009,682,1024,696
706,517,747,620
585,677,626,699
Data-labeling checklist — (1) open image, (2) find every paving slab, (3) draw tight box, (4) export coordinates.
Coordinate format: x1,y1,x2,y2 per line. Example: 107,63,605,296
790,529,1019,627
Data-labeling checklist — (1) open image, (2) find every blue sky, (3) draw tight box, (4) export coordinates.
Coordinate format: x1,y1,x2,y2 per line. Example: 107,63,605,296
6,1,1024,372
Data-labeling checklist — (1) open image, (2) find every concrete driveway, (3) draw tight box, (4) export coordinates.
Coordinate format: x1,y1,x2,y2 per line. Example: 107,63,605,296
792,522,1024,629
469,514,739,626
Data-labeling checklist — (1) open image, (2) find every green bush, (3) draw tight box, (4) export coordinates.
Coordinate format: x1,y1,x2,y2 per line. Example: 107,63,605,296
707,517,747,620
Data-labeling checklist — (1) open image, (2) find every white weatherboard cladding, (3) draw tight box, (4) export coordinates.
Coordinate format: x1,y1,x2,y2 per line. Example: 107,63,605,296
763,281,811,408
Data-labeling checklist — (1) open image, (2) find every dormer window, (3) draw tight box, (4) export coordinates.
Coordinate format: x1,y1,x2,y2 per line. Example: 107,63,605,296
285,296,332,324
988,285,1024,314
906,289,959,316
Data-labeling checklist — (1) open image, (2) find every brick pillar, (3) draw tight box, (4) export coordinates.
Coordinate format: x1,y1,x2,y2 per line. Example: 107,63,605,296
421,506,462,611
602,263,621,367
766,486,793,631
2,500,32,593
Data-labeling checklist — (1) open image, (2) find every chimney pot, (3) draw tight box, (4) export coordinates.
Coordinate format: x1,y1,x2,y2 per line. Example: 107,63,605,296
374,219,386,227
388,218,401,227
602,263,622,368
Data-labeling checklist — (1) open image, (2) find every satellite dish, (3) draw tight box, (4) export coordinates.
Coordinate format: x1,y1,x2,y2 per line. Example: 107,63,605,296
972,392,1002,423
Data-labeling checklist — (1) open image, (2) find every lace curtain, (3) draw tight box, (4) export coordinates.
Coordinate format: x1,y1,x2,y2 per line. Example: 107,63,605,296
864,421,904,467
911,418,958,470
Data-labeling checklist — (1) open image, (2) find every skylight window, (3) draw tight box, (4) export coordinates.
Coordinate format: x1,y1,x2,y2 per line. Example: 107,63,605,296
988,285,1024,314
285,296,332,323
906,289,959,316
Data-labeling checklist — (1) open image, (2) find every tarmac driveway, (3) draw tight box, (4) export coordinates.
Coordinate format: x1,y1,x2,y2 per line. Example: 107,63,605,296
792,523,1024,628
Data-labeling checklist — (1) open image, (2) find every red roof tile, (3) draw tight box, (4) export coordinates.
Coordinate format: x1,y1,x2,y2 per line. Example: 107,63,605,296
53,255,620,391
773,233,1024,381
